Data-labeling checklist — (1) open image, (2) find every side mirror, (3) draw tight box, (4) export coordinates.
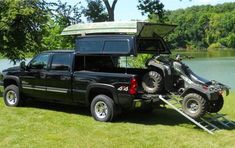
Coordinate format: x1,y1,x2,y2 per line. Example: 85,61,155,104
20,61,26,70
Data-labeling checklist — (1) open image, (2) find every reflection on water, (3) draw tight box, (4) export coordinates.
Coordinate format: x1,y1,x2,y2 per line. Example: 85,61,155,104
0,59,31,72
0,57,235,89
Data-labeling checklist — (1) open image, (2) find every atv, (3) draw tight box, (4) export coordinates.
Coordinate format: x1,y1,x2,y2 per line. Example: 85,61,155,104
142,54,230,119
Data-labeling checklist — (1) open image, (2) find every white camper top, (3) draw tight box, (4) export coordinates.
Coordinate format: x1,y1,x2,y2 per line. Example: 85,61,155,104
61,21,176,37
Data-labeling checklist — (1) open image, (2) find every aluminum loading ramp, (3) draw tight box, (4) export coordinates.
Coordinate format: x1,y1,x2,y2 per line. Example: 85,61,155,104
157,95,235,134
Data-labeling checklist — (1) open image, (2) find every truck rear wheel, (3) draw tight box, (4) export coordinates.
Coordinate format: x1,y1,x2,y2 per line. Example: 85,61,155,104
182,93,207,119
207,95,224,113
90,94,114,122
142,71,163,94
3,85,23,107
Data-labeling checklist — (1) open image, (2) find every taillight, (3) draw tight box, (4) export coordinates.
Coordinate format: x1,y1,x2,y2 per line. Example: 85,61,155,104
129,77,138,95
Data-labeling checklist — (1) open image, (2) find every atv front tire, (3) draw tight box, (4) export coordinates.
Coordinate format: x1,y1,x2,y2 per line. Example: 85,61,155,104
182,93,207,119
142,71,163,94
207,95,224,113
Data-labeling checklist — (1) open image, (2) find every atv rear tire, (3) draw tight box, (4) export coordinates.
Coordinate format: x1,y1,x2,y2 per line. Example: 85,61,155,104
182,93,207,119
142,71,163,94
207,95,224,113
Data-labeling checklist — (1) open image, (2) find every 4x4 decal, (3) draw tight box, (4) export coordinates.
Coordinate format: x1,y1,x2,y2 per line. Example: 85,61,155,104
117,86,129,92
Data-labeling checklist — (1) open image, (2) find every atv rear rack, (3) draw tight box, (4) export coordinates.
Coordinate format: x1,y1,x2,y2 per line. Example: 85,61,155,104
155,95,235,134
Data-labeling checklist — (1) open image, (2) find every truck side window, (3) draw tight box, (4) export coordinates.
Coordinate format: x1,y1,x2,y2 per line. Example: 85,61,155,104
50,53,71,71
30,54,50,70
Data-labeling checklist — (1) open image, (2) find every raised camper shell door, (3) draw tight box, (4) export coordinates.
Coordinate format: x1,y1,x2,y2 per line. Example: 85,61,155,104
137,23,177,38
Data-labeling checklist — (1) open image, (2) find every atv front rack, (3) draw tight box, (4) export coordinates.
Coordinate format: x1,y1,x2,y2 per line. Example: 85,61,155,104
156,95,235,134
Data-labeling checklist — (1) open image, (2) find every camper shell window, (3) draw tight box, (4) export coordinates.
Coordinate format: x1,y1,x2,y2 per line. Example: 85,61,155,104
75,36,135,55
137,38,170,54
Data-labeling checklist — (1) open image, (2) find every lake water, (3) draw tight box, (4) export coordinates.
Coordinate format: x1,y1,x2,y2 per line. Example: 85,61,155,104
1,57,235,89
184,57,235,89
0,59,31,73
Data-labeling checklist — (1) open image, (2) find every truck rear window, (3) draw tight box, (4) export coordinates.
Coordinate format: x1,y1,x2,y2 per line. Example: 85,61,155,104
74,55,119,71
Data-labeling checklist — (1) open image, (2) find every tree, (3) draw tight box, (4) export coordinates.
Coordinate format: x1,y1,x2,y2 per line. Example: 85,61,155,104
164,2,235,49
43,0,83,50
53,0,82,27
84,0,109,22
0,0,83,61
0,0,50,62
137,0,165,22
84,0,118,21
102,0,118,21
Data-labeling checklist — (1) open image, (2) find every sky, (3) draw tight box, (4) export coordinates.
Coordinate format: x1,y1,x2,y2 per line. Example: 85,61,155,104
48,0,235,21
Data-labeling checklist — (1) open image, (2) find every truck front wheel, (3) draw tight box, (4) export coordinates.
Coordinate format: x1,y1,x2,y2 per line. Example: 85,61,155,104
90,94,115,122
3,85,23,107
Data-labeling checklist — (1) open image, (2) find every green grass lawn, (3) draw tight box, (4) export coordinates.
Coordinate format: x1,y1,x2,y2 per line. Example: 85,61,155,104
0,87,235,147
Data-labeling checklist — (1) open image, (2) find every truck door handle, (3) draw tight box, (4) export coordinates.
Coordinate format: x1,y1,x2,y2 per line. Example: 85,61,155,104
61,76,70,80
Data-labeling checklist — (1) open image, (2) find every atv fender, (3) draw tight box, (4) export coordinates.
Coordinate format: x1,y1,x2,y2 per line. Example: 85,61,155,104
181,88,211,100
146,59,170,76
146,59,173,91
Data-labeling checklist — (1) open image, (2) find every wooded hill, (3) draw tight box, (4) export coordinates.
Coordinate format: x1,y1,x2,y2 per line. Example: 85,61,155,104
162,2,235,50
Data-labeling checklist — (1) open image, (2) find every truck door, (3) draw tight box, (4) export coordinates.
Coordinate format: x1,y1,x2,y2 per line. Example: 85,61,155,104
21,53,50,99
45,53,73,103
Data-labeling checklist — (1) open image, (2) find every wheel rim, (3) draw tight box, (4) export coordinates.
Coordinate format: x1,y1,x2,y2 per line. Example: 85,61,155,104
144,75,157,89
95,101,108,119
186,99,199,114
6,90,18,105
147,77,156,88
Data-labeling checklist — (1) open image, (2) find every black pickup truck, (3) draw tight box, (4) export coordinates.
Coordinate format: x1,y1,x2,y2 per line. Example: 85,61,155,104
2,22,229,121
1,31,173,121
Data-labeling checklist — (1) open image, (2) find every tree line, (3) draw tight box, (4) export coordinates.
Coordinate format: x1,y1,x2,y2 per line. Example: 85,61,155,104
163,2,235,50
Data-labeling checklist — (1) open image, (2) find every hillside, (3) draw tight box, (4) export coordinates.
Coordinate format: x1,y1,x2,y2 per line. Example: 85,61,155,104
163,2,235,50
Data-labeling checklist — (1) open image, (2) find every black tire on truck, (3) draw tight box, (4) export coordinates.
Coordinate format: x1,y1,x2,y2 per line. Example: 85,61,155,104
182,93,207,119
207,94,224,113
142,71,163,94
3,85,23,107
90,94,115,122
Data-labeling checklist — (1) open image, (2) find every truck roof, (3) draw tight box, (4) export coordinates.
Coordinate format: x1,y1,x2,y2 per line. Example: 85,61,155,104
61,21,176,38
